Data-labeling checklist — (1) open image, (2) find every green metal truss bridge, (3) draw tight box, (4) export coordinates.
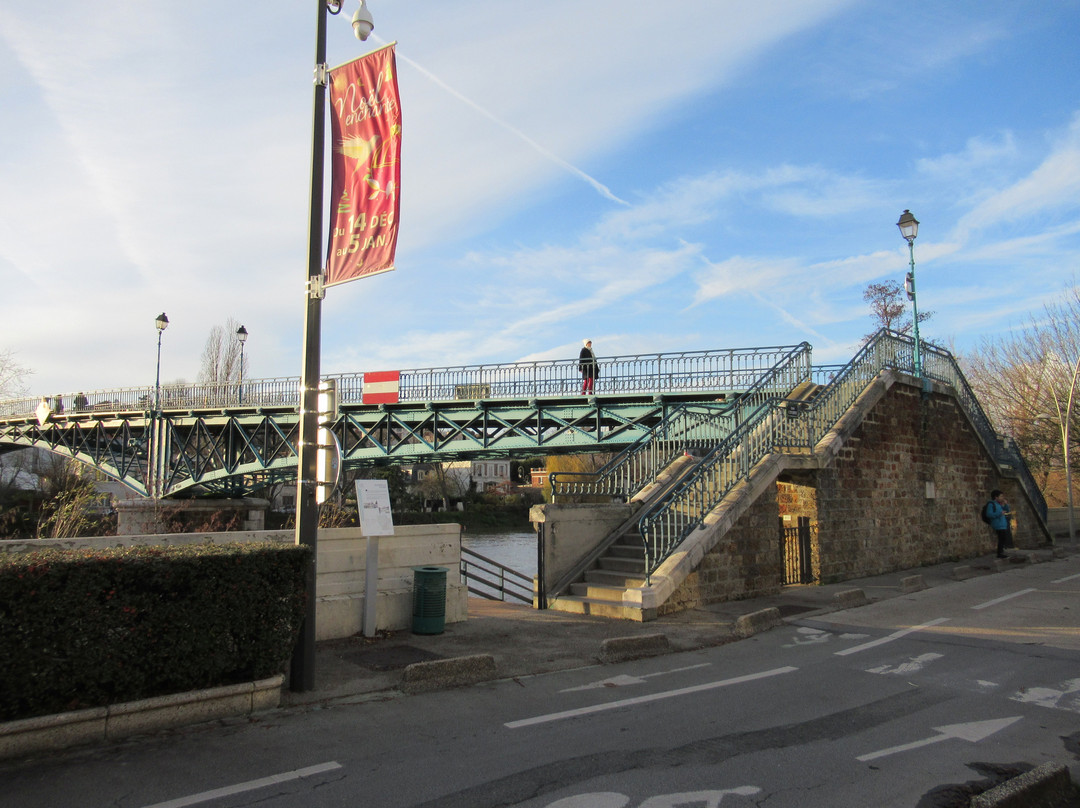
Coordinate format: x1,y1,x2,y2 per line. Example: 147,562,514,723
0,344,811,498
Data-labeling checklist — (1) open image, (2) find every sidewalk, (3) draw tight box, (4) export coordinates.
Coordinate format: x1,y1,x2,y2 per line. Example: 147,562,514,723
282,547,1068,707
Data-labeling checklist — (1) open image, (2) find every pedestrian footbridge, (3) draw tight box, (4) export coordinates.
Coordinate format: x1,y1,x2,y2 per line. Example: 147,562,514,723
0,344,809,498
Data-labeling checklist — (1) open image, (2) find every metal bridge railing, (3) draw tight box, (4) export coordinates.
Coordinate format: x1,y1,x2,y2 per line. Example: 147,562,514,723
549,342,812,502
0,346,814,419
636,330,1048,582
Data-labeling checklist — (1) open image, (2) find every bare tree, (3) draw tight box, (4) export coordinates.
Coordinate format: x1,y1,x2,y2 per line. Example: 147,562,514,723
0,348,31,398
862,280,933,342
961,285,1080,505
415,463,470,510
198,317,246,385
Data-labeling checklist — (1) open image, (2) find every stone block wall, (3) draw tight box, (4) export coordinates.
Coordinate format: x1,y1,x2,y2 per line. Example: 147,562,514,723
661,484,782,614
813,380,1044,583
657,375,1050,613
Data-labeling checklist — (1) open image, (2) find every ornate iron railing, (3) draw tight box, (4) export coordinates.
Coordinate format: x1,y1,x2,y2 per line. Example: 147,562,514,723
636,330,1048,582
549,342,812,502
0,346,812,419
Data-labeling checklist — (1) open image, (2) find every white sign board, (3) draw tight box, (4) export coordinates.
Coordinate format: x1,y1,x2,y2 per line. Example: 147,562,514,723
354,479,395,536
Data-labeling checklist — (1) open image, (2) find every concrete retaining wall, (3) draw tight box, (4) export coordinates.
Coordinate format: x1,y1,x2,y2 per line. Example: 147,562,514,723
530,502,634,592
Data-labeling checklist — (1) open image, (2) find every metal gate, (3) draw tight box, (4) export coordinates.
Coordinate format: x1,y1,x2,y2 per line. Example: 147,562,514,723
780,516,814,585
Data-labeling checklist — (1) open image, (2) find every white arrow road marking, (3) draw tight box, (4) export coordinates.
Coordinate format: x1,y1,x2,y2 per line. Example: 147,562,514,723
637,786,762,807
140,762,343,808
1011,677,1080,712
561,663,711,692
856,717,1021,762
971,588,1037,610
835,618,951,656
506,667,798,729
865,652,943,676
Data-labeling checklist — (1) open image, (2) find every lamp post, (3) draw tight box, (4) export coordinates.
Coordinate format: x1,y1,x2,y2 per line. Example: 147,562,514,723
154,312,169,412
896,209,922,380
292,0,375,693
236,325,248,404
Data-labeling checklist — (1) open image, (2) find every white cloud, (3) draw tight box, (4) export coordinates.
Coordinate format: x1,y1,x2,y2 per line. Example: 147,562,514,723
954,113,1080,239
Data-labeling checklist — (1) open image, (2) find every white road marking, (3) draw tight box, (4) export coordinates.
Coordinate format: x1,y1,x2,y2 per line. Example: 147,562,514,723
545,786,761,808
971,588,1037,610
1051,572,1080,584
1011,677,1080,713
561,663,711,692
835,618,950,656
506,667,798,729
866,652,943,676
784,628,829,647
856,717,1021,762
139,762,343,808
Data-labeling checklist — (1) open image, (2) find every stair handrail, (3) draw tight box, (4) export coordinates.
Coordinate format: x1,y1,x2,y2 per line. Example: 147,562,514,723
549,342,812,503
918,340,1048,521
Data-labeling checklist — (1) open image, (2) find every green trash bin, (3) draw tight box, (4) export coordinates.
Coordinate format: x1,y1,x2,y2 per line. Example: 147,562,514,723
412,566,447,635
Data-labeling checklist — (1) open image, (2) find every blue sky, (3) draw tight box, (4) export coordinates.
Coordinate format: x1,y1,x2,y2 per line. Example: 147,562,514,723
2,1,1079,397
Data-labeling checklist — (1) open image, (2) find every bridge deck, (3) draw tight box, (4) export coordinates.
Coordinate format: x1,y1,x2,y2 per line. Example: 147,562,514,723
0,345,812,498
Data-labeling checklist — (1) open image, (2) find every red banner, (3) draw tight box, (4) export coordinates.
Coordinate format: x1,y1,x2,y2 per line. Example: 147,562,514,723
326,44,401,287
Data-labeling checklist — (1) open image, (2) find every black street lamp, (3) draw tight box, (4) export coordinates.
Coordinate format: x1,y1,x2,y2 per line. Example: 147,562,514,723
896,209,922,380
236,325,248,404
154,312,169,413
293,0,375,693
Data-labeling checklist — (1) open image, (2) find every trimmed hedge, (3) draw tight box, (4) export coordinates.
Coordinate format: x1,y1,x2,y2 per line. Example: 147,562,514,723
0,543,311,722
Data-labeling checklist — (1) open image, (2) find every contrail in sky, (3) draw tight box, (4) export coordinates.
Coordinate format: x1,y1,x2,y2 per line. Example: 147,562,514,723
374,38,630,207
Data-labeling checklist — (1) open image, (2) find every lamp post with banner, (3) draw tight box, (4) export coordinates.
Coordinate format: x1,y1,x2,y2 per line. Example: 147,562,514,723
293,0,400,692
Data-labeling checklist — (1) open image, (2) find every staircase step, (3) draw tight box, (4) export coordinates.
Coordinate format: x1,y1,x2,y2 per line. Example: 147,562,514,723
584,568,647,588
547,594,645,620
569,581,633,600
597,557,645,574
606,543,644,559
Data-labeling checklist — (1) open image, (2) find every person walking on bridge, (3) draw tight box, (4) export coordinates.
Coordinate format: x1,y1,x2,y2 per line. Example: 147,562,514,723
579,339,599,395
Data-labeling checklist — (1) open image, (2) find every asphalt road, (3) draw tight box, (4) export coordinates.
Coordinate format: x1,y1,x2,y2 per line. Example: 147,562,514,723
2,555,1078,808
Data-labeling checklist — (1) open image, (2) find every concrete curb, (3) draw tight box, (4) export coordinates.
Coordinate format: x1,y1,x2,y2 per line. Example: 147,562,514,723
0,675,283,761
400,654,497,694
734,607,783,638
900,575,927,594
970,762,1076,808
833,588,869,608
600,633,671,663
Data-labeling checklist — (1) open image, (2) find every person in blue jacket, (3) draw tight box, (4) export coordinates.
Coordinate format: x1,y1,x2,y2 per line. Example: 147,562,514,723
986,489,1013,558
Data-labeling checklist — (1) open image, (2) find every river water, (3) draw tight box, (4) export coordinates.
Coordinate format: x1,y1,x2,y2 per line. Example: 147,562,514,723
460,530,537,595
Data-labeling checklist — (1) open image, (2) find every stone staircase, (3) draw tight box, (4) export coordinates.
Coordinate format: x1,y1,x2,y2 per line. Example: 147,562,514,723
547,453,705,619
547,383,825,620
553,529,649,618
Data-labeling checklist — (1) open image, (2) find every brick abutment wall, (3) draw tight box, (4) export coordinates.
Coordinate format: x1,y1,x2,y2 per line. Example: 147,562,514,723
666,378,1047,609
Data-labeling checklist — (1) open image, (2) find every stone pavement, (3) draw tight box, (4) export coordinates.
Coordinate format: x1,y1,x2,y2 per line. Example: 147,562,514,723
282,547,1068,706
